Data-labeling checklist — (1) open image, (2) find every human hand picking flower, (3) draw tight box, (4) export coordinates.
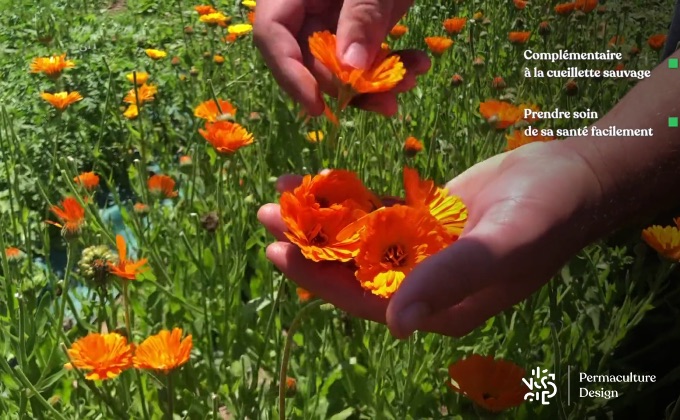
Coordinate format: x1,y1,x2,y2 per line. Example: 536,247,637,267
253,0,429,116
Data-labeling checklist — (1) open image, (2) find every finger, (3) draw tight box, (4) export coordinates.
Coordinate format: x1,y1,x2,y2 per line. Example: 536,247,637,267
443,153,507,212
276,174,304,193
254,0,325,114
266,242,388,321
257,204,290,241
336,0,396,69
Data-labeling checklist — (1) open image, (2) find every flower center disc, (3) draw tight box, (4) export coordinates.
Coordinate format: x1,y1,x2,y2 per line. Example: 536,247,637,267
382,244,407,267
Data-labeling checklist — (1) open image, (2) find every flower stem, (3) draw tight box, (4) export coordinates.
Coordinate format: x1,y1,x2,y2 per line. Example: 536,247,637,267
166,372,175,420
278,299,322,420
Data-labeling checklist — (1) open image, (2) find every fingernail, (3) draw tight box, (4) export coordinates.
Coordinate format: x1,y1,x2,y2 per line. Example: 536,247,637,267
398,302,430,338
342,43,369,69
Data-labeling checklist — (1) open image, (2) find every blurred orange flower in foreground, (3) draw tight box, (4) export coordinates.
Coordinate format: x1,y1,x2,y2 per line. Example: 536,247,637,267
308,31,406,108
48,197,85,236
108,234,148,281
147,174,178,198
355,205,449,298
199,121,254,155
64,332,134,380
574,0,598,13
74,172,100,191
425,36,454,56
642,224,680,261
506,131,556,151
447,355,529,413
194,99,237,122
133,328,193,373
40,91,83,111
443,17,467,35
479,100,522,130
30,54,75,78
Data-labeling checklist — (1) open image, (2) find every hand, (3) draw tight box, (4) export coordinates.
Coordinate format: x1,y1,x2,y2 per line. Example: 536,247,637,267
253,0,430,116
257,141,604,338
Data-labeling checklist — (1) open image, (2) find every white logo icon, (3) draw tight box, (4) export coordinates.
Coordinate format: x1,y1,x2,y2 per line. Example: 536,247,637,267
522,367,557,405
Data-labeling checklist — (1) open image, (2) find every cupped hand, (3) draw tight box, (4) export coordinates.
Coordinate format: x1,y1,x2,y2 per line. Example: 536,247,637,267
257,141,603,338
253,0,429,116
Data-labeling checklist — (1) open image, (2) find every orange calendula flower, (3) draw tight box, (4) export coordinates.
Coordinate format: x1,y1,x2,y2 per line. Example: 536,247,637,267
296,287,313,302
145,49,167,60
479,100,522,130
308,31,406,108
280,170,381,262
147,174,178,198
446,355,529,413
505,131,556,151
5,247,25,262
194,99,237,122
574,0,598,13
389,24,408,40
108,234,148,280
74,172,100,191
508,31,531,44
648,34,667,51
642,225,680,261
30,54,75,78
199,121,254,155
608,35,625,47
354,205,449,298
200,12,230,26
425,36,454,56
554,2,576,15
123,104,139,119
513,0,527,9
133,328,192,373
48,197,85,235
64,332,134,380
247,11,256,24
224,33,238,43
443,17,467,35
194,5,217,15
213,54,225,64
123,84,157,104
403,167,467,241
134,202,150,214
126,72,149,85
403,136,423,157
40,91,83,111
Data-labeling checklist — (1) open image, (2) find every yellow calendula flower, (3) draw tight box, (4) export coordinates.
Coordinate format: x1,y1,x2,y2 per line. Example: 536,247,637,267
145,49,167,60
242,0,257,9
40,91,83,110
200,12,230,26
126,72,149,85
642,225,680,261
228,24,253,36
305,131,324,143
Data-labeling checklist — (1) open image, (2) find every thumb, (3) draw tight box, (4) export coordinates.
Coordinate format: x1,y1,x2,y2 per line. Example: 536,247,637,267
336,0,395,69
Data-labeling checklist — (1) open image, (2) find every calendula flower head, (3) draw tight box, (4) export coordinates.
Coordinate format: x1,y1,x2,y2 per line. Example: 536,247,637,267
443,17,467,35
389,24,408,40
5,247,25,263
403,136,424,157
48,197,86,240
446,355,529,413
123,104,139,119
133,328,192,373
648,34,667,51
296,287,313,302
79,245,116,287
147,174,178,199
198,121,254,155
242,0,257,9
574,0,598,13
126,72,149,85
280,170,382,262
354,205,449,298
308,31,406,109
642,225,680,261
425,36,454,56
194,5,217,15
30,54,75,78
554,2,576,15
108,234,148,281
64,332,134,380
514,0,527,9
194,99,237,122
227,23,253,36
40,91,83,111
479,100,523,130
305,130,324,143
74,172,100,191
403,167,467,241
123,84,157,104
508,31,531,44
200,12,230,26
145,49,167,60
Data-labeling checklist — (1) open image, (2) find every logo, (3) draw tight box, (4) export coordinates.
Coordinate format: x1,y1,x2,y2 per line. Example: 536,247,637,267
523,367,557,405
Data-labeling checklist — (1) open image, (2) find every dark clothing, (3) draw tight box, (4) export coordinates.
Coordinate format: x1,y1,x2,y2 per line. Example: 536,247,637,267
663,0,680,59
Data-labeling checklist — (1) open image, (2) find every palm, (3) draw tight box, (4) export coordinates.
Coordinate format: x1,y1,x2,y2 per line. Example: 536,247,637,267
259,142,599,337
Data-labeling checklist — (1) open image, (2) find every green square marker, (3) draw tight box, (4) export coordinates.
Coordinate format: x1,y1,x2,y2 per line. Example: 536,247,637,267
669,58,679,69
669,117,678,128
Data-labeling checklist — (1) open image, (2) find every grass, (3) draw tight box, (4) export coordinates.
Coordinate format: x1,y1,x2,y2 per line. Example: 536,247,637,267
0,0,679,418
